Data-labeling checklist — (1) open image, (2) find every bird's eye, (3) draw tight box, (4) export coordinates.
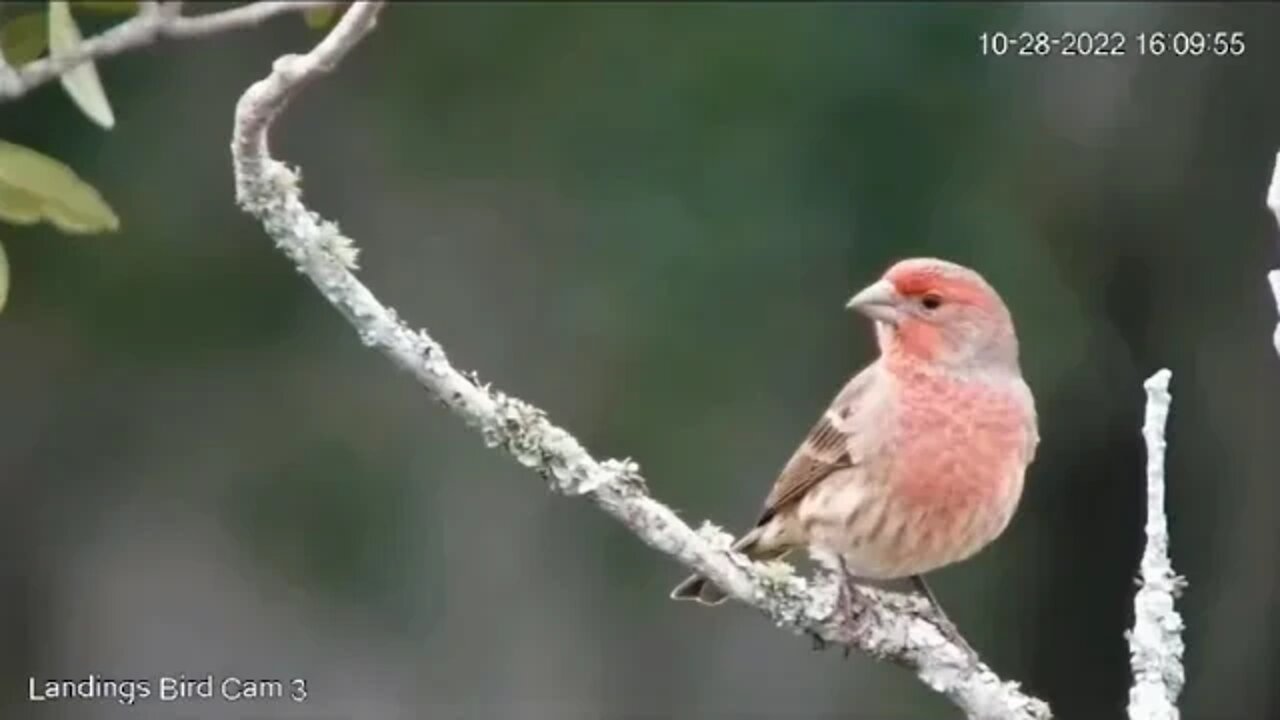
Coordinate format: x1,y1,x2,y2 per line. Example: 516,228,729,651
920,293,943,311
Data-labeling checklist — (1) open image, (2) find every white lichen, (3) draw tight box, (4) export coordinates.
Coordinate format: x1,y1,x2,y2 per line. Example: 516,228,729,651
694,520,735,550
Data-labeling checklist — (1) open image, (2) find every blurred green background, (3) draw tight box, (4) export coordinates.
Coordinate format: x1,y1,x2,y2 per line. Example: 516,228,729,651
2,2,1279,719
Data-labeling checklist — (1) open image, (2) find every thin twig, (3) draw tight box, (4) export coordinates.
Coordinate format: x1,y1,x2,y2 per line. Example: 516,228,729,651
1126,369,1185,720
0,0,336,101
228,4,1051,719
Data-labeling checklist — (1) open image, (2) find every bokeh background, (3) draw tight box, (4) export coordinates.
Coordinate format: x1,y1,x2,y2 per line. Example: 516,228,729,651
2,2,1279,719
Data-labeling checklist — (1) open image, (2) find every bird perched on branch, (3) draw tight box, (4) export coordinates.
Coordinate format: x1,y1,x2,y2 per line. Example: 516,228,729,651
671,258,1039,644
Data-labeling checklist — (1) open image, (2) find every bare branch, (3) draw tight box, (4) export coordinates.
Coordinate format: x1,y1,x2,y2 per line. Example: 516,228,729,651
1265,151,1280,358
1127,369,1185,720
167,1,335,38
0,0,336,102
1270,271,1280,358
228,4,1052,719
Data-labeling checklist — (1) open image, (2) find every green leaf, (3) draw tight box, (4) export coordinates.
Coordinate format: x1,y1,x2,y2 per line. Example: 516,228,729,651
304,5,340,30
72,1,140,14
0,182,45,225
0,140,120,234
0,239,9,315
48,0,116,130
0,13,49,67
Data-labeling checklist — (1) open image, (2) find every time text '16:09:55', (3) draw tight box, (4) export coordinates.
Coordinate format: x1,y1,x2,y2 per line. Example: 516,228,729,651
979,31,1245,57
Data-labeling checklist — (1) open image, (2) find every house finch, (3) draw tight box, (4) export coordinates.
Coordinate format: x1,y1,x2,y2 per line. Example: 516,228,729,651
671,258,1039,625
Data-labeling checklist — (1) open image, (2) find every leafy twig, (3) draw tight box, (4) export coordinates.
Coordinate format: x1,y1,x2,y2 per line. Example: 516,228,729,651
0,0,337,101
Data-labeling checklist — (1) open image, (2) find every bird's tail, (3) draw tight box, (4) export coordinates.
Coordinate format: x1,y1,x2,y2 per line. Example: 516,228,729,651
669,527,783,606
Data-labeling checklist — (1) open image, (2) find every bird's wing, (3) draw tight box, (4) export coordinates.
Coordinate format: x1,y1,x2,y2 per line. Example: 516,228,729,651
755,363,881,527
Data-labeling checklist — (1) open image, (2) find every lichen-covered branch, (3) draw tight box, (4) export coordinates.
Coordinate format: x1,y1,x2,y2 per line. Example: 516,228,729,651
1126,369,1185,720
228,4,1050,719
0,0,336,101
1264,151,1280,358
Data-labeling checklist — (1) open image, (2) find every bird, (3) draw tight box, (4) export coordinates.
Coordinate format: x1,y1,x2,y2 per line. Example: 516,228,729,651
670,257,1039,643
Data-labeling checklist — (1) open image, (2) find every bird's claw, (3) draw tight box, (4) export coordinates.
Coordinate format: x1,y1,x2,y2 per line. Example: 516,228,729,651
808,630,855,660
808,630,827,652
834,557,868,624
931,610,977,658
809,557,863,661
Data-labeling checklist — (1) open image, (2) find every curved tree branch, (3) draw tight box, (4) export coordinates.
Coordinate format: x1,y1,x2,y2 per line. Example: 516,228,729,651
1127,369,1186,720
228,3,1055,718
0,0,336,101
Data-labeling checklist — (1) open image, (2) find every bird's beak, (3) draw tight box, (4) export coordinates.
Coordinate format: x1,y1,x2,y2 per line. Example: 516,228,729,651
846,279,903,325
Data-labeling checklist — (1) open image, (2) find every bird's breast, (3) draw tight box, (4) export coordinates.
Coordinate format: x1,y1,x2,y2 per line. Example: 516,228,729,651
789,368,1034,579
889,374,1030,531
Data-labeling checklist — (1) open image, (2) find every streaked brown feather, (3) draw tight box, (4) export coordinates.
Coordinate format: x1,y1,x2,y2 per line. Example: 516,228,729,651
670,363,883,605
755,364,878,527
